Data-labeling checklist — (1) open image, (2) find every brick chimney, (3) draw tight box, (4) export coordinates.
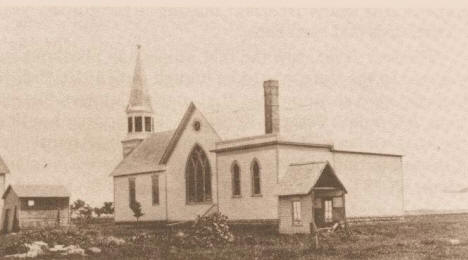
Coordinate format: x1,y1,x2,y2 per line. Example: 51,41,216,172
264,80,280,134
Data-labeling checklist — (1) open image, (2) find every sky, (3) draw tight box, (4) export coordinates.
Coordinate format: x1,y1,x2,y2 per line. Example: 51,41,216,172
1,8,468,210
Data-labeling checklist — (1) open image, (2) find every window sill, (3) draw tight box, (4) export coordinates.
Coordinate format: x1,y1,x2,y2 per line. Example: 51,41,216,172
232,195,242,199
292,222,303,227
251,194,263,198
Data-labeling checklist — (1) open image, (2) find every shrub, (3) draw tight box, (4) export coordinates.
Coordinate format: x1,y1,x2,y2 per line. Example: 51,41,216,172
173,212,234,248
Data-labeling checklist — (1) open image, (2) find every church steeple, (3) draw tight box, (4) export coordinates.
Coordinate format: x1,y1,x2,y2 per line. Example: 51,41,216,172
127,44,153,113
122,45,155,158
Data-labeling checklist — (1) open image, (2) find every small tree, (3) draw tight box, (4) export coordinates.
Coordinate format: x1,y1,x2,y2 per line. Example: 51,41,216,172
130,201,144,223
70,199,86,217
71,199,93,226
101,202,114,216
94,207,103,218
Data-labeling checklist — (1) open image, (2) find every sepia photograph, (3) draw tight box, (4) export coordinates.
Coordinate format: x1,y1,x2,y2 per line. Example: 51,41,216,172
1,1,468,259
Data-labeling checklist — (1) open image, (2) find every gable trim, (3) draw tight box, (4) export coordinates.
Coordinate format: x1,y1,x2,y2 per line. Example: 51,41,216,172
312,163,347,194
159,102,197,164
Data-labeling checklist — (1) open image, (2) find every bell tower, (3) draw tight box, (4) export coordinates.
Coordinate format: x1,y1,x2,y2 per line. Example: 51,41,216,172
121,45,154,158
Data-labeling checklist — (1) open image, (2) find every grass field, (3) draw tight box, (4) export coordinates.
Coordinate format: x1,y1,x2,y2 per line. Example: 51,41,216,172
2,214,468,259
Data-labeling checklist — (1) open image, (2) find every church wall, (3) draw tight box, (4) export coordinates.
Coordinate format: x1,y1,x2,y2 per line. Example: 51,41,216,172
165,108,221,221
217,146,279,220
113,172,167,222
333,152,404,217
277,145,334,181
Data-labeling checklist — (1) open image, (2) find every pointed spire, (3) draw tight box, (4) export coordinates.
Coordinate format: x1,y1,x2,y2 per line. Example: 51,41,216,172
127,44,153,113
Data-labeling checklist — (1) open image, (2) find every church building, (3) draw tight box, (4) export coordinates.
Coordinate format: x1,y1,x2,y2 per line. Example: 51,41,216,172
110,46,404,233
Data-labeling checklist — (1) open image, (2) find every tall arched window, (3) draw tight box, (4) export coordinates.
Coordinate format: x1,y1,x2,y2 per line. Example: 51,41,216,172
251,159,261,196
186,145,212,203
232,162,241,197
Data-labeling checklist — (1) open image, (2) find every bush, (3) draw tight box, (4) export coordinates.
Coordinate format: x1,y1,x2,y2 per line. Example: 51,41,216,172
173,212,234,248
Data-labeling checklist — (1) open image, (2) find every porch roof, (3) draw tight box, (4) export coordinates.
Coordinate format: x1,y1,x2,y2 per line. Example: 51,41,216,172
278,161,347,196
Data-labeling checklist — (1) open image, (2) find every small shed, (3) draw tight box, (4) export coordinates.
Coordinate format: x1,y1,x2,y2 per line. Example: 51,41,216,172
278,161,347,234
1,185,70,233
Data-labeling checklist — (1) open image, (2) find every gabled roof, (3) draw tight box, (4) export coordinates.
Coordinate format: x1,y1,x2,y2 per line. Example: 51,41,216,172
111,102,218,177
110,130,175,177
278,161,347,196
2,185,70,199
0,155,9,174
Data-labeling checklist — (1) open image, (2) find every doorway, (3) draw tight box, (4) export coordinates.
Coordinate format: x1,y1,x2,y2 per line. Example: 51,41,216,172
313,197,334,227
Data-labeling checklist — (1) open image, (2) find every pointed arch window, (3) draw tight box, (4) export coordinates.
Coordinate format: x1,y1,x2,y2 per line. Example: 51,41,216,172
251,160,262,196
186,145,212,203
232,162,241,197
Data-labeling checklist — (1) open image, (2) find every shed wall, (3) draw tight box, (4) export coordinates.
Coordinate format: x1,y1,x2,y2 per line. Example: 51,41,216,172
278,195,313,234
19,198,70,229
1,190,20,232
0,175,5,212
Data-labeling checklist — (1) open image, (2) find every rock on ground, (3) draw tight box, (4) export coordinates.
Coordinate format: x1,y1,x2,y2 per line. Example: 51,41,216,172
87,247,102,254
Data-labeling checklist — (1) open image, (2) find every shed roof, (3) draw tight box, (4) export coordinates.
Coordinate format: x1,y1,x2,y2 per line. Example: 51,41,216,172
110,130,175,177
0,155,9,174
2,185,70,199
278,161,346,196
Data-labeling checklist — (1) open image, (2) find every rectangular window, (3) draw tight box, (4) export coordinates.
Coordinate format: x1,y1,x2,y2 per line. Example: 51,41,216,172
129,178,136,205
152,174,159,205
145,117,152,132
292,201,302,225
324,199,333,223
128,117,133,133
135,116,142,132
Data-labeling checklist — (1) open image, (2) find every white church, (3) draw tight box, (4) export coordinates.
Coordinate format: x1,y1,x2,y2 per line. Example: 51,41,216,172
110,46,404,234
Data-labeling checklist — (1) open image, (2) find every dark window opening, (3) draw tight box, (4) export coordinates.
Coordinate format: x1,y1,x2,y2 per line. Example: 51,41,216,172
252,160,261,195
145,117,152,132
152,174,159,205
186,145,212,203
128,117,133,133
135,117,142,132
129,178,136,205
232,163,241,196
